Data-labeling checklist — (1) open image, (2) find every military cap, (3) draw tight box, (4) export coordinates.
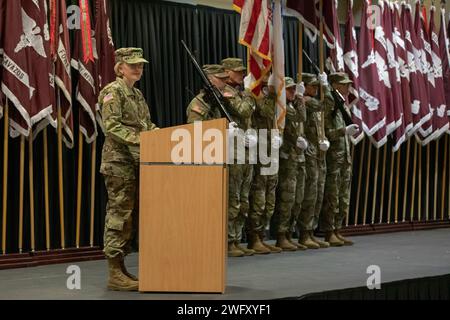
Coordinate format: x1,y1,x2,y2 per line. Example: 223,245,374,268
202,64,229,78
302,73,319,86
329,72,353,84
115,47,149,64
221,58,246,72
285,77,296,88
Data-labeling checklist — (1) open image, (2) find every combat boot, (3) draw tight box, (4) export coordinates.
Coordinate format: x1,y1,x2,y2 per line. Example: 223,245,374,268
335,230,354,246
234,241,255,256
325,231,344,247
275,233,297,251
260,232,282,253
228,242,245,257
107,257,139,291
247,233,271,254
120,257,138,281
310,231,330,248
298,230,320,249
286,232,307,250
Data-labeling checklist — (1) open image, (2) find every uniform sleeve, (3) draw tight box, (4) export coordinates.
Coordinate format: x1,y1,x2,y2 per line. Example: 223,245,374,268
257,93,276,119
186,98,206,124
293,97,307,123
143,102,158,131
226,91,255,119
324,92,346,141
305,97,324,112
101,89,141,146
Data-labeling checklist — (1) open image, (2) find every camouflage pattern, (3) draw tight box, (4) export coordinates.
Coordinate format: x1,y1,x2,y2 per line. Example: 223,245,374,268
248,92,279,235
273,96,307,233
221,58,247,72
290,163,306,232
115,47,149,64
186,91,222,123
321,86,353,231
99,76,158,258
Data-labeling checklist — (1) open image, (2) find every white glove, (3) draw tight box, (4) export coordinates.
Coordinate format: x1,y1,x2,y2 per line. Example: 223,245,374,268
296,136,308,150
345,124,359,136
244,74,252,91
228,121,239,136
318,72,328,86
319,139,330,151
271,134,283,149
244,132,258,148
268,73,275,87
296,82,305,96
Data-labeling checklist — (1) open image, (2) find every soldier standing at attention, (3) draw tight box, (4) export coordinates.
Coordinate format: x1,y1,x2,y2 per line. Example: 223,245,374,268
273,77,308,251
99,48,159,291
321,72,359,246
221,58,257,257
297,73,331,249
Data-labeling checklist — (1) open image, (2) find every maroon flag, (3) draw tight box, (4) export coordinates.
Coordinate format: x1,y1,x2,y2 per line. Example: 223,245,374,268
343,0,363,144
47,0,73,148
401,2,432,137
0,0,5,118
357,0,387,147
324,0,344,72
392,2,413,138
427,5,449,140
1,0,54,137
95,0,115,91
72,5,98,144
285,0,319,43
439,5,450,121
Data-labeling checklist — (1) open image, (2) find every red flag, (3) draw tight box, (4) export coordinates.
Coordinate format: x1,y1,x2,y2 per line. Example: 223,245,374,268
439,5,450,123
95,0,115,91
343,0,363,144
357,0,387,147
324,0,344,73
401,2,432,137
47,0,73,148
285,0,319,44
1,0,54,137
234,0,272,97
427,5,449,140
72,5,99,143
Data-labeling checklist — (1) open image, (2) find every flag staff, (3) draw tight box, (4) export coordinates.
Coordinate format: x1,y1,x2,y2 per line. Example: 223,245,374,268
319,0,326,145
354,140,366,226
2,100,9,254
394,150,401,223
425,144,430,221
379,146,388,224
29,129,36,252
441,135,448,220
386,145,395,224
433,140,439,220
57,92,66,249
89,140,97,247
362,141,372,225
76,130,84,248
402,140,412,222
418,143,423,221
43,127,51,250
411,142,418,221
370,148,380,224
18,136,25,253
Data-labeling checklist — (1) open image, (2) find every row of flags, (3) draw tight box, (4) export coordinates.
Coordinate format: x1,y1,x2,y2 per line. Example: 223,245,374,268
234,0,450,151
0,0,116,147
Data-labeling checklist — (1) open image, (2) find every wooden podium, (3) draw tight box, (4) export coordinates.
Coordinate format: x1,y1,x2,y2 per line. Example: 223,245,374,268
139,118,228,293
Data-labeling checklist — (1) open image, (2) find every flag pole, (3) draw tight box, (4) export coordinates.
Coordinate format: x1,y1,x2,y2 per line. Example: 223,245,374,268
433,140,439,220
2,100,9,254
441,135,448,220
448,136,450,220
425,144,430,221
362,141,372,225
57,92,66,249
394,150,401,223
379,145,388,224
411,141,418,221
298,23,305,137
354,139,366,226
386,146,395,224
402,139,411,222
370,148,380,224
43,127,51,250
89,139,96,247
28,129,36,252
319,0,325,143
18,136,25,253
76,130,84,248
347,143,354,226
418,143,423,221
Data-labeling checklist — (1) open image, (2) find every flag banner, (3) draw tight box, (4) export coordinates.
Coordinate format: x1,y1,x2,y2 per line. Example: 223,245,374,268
1,0,54,138
323,0,344,69
343,0,364,144
273,0,286,129
438,5,450,122
234,0,272,97
0,0,5,119
357,0,387,147
285,0,319,44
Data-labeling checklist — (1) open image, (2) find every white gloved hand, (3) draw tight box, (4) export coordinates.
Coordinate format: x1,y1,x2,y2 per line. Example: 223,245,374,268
318,72,328,86
296,136,308,150
228,121,239,136
268,73,275,87
296,82,305,97
319,139,330,151
244,132,258,148
244,74,252,91
345,124,359,136
271,134,283,149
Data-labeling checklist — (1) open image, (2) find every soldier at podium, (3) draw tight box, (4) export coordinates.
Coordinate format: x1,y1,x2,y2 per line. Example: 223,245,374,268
99,48,159,291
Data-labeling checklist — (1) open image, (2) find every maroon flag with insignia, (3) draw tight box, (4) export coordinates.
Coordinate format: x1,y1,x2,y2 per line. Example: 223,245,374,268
1,0,54,137
438,5,450,122
285,0,319,44
95,0,115,91
0,0,5,118
324,0,344,73
72,4,98,143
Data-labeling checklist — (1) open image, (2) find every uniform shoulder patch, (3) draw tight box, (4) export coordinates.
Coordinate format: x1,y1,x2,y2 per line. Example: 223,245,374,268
103,93,114,104
191,103,205,115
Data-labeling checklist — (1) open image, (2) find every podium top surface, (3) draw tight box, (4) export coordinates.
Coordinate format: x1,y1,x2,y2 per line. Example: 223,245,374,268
140,118,228,164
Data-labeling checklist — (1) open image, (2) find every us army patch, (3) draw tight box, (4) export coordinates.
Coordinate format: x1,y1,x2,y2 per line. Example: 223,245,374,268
103,93,114,103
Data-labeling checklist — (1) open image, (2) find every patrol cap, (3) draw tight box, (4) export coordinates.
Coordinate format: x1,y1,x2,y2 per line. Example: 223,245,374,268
221,58,246,72
302,73,319,86
115,47,149,64
202,64,229,78
329,72,353,85
285,77,296,88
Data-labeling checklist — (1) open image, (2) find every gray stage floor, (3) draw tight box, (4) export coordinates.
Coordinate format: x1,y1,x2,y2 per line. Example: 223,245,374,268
0,229,449,300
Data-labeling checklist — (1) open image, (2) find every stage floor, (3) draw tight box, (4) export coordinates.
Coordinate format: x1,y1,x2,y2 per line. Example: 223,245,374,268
0,228,449,300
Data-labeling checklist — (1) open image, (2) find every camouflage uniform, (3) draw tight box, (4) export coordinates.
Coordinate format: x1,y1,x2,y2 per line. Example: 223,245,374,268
321,73,354,244
100,52,158,259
